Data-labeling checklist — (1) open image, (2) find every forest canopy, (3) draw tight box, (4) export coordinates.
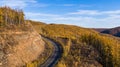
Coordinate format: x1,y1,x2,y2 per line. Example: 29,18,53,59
0,6,25,26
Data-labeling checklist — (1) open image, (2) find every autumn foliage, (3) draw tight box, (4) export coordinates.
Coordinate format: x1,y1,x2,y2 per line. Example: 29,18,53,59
31,21,120,67
0,6,24,26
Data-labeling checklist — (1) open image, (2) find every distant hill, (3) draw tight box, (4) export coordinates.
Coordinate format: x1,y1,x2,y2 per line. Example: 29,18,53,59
94,27,120,37
101,27,120,37
93,28,108,32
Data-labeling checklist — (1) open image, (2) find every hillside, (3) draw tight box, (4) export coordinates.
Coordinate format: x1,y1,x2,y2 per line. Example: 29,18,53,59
101,27,120,37
93,28,108,32
0,7,45,67
94,27,120,37
31,21,120,67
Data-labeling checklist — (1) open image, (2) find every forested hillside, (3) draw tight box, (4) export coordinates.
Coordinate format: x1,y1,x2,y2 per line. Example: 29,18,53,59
0,6,24,26
31,21,120,67
0,7,34,33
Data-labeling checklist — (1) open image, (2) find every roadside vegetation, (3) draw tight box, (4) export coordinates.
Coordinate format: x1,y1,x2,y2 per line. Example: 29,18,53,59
31,21,120,67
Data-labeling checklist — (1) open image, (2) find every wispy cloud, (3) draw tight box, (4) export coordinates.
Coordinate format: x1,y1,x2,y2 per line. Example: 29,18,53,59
69,10,120,16
62,4,75,6
29,3,50,8
69,10,99,15
79,4,93,8
25,12,60,17
60,4,92,7
25,9,120,28
0,0,37,8
25,12,61,21
0,0,49,8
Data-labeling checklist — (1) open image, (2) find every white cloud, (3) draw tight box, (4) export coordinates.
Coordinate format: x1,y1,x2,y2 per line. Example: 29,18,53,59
0,0,49,8
102,10,120,15
25,10,120,28
79,4,93,8
69,10,100,15
0,0,37,8
60,4,92,7
25,12,60,17
62,4,75,6
69,10,120,16
29,3,50,8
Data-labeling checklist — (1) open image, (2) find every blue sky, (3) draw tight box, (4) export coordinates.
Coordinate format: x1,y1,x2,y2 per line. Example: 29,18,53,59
0,0,120,28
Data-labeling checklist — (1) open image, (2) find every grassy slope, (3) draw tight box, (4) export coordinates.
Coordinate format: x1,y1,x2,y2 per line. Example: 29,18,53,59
30,20,120,67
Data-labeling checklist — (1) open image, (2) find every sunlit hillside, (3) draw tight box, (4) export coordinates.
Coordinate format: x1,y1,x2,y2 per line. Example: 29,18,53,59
31,21,120,67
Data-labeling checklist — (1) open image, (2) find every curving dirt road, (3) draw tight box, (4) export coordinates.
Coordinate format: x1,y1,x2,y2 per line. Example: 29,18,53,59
40,37,62,67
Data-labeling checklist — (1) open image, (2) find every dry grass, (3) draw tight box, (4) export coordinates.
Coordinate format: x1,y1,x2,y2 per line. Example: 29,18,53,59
31,20,120,67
